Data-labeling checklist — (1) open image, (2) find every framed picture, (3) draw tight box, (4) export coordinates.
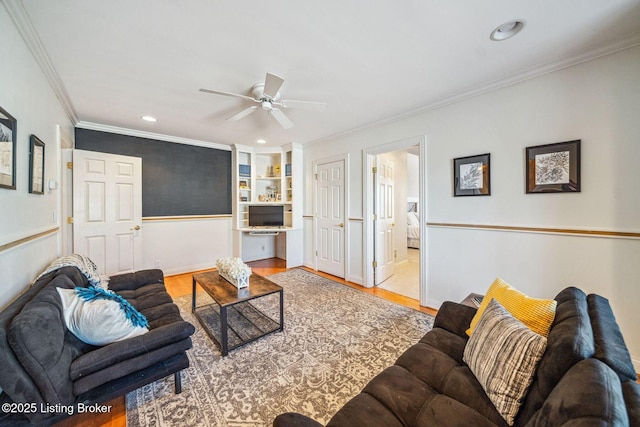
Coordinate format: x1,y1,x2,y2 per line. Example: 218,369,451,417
526,140,580,193
29,135,45,195
239,179,248,189
453,153,491,196
0,106,17,190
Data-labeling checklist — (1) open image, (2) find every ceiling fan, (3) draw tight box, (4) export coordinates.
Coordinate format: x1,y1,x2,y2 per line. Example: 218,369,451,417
199,72,327,129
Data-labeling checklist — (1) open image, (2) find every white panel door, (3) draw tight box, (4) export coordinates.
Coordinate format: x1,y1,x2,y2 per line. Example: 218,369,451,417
316,159,345,278
375,159,395,285
73,149,142,275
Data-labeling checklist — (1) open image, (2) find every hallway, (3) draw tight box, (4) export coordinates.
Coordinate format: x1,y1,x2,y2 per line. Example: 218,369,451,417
377,248,420,300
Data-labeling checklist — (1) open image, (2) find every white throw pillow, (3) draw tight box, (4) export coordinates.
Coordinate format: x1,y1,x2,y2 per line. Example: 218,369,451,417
463,298,547,426
56,287,148,346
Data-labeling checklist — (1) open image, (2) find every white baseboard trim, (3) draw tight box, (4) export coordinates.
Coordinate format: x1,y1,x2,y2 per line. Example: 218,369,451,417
427,298,444,310
162,262,214,277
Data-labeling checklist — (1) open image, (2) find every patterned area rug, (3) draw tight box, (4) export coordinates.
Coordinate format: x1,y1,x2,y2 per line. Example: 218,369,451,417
126,269,434,426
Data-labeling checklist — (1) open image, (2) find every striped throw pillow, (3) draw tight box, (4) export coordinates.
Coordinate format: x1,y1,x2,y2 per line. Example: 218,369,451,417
466,277,557,337
463,298,547,426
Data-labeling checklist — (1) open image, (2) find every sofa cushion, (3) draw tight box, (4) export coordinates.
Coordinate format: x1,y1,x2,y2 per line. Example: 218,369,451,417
7,275,93,407
622,380,640,426
418,327,468,364
464,299,547,426
56,287,149,346
360,365,435,425
467,278,556,338
395,342,460,391
327,392,405,427
115,283,182,329
587,294,637,381
416,394,505,427
524,359,629,427
515,287,594,425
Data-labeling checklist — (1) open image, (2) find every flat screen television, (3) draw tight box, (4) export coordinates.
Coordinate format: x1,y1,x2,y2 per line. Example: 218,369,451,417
248,205,284,227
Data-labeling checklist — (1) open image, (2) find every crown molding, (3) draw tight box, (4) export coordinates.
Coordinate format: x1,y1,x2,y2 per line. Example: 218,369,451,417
3,0,78,124
305,33,640,147
76,121,232,151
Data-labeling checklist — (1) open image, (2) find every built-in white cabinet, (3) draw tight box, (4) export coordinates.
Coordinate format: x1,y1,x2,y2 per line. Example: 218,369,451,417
231,143,302,267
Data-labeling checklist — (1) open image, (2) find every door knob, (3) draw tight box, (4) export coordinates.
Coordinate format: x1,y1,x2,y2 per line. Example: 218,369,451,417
337,223,344,228
131,225,141,231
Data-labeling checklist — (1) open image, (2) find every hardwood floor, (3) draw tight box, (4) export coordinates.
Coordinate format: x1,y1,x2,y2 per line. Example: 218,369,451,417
54,259,436,427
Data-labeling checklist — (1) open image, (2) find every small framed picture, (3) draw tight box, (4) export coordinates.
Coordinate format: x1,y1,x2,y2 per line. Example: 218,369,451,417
29,135,45,195
0,106,17,190
240,196,248,202
239,180,248,189
276,193,282,201
453,153,491,196
526,140,580,193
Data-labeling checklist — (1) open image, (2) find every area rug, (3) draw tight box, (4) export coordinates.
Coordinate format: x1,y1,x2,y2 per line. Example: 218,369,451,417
126,268,434,426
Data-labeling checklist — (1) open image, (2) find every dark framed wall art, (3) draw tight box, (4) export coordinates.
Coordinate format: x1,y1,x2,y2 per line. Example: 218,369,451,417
453,153,491,196
29,135,45,195
0,106,17,190
526,140,581,193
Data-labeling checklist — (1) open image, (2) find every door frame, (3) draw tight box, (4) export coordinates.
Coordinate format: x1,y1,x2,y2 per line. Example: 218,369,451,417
312,153,349,278
363,135,428,306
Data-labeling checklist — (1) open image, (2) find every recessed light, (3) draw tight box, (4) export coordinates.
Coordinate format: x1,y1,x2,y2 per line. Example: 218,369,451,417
141,115,157,122
257,139,266,144
490,20,525,41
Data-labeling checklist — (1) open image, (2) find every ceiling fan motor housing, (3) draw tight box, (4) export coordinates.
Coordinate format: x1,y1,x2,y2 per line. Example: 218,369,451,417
251,83,280,102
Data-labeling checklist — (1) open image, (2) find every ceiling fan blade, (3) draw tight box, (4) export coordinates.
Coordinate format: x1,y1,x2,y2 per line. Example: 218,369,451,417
279,99,328,112
270,108,294,129
227,106,258,121
263,73,285,99
199,88,257,103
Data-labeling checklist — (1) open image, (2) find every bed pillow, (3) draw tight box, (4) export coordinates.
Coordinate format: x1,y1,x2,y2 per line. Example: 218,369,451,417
407,212,419,227
56,287,149,346
466,277,557,337
464,298,547,425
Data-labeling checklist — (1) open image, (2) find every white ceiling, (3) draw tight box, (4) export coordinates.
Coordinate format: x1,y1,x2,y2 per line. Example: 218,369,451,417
11,0,640,148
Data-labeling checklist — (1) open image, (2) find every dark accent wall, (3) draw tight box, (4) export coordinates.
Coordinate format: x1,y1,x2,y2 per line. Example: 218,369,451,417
75,128,232,217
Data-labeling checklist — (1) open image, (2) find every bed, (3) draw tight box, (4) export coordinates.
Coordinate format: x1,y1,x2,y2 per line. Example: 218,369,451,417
407,201,420,249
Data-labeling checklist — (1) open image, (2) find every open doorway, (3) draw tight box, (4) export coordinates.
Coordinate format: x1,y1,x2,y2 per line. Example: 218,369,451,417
375,147,420,299
363,136,427,307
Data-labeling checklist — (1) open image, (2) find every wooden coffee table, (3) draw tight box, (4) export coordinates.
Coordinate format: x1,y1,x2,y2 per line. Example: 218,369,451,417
192,271,283,356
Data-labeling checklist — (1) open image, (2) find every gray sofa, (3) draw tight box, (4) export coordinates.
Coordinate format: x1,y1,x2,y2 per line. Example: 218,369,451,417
274,287,640,426
0,266,195,426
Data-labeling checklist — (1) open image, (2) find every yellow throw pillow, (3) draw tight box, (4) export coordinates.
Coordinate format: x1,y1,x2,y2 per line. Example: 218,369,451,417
466,278,557,337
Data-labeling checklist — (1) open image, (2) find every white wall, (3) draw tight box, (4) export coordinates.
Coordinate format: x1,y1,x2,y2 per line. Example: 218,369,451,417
303,46,640,369
407,153,419,201
0,5,74,308
141,217,233,276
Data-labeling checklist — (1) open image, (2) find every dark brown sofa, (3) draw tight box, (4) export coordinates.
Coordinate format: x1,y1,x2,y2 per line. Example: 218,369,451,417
0,266,195,426
274,287,640,426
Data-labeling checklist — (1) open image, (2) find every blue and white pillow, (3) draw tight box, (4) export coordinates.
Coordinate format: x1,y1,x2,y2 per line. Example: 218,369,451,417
56,286,149,346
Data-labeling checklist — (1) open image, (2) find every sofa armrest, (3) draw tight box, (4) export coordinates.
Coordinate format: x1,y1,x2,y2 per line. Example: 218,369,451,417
70,320,195,380
108,269,164,292
433,301,477,338
524,358,628,427
273,413,324,427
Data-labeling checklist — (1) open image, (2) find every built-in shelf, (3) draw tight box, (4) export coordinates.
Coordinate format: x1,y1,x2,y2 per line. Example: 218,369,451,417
231,144,303,268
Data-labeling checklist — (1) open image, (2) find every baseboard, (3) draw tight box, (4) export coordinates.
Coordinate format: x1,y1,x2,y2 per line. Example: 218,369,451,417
162,262,214,277
427,298,444,310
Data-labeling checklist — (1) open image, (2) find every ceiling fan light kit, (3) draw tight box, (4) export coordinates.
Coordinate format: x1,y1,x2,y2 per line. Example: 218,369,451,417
199,72,327,129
